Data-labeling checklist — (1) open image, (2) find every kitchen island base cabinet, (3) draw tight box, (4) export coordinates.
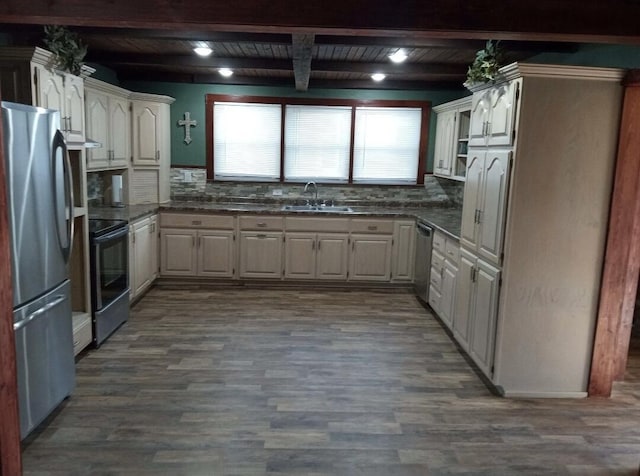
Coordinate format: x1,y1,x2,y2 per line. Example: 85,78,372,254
239,232,283,279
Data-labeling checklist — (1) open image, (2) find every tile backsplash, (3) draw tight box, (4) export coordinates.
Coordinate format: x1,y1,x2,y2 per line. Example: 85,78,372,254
170,168,463,207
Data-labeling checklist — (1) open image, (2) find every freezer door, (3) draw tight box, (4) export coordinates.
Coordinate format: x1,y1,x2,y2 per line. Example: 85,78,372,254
2,101,71,307
14,279,75,439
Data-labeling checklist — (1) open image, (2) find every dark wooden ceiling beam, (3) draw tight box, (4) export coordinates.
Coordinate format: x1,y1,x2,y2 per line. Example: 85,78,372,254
89,52,468,76
0,0,639,44
291,33,314,91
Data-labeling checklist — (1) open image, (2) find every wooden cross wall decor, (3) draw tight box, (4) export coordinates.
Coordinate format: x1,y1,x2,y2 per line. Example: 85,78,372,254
178,112,197,144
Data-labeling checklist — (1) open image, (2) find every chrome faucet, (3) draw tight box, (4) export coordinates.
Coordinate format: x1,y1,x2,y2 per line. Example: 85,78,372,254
303,181,318,204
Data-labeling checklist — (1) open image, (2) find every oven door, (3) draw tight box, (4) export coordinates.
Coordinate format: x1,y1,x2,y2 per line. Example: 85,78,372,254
91,225,129,311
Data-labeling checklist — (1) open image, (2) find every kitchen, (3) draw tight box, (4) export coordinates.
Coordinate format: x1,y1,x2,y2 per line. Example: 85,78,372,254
1,2,640,472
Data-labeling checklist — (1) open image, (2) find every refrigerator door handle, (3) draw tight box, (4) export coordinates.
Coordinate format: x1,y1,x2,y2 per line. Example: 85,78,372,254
53,130,74,263
13,294,67,331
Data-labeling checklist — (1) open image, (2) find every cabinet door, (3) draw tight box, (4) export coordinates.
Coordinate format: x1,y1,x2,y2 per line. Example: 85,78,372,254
487,80,519,147
349,234,392,281
198,231,235,278
133,219,152,295
284,232,316,279
433,110,456,176
132,101,160,166
239,232,283,279
468,90,491,147
160,228,197,276
35,66,64,114
128,229,136,300
478,150,511,266
453,248,475,351
440,259,458,330
63,73,85,143
149,216,158,281
392,221,415,281
109,95,131,168
85,90,110,169
316,233,349,280
468,259,501,377
460,150,484,251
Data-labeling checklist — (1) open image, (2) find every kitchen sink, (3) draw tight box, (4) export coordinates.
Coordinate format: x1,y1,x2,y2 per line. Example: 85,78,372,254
281,204,353,212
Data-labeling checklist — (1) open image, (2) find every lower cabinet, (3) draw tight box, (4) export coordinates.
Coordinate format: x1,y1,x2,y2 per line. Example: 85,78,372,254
349,234,393,281
284,232,349,280
239,231,283,279
160,214,236,278
428,231,459,330
454,247,501,376
130,214,158,299
392,220,415,281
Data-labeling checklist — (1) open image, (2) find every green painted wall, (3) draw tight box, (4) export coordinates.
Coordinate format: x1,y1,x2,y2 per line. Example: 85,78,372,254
122,80,467,169
527,44,640,69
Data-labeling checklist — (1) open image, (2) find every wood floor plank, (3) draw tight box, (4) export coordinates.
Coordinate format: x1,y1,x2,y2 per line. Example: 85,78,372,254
20,288,640,475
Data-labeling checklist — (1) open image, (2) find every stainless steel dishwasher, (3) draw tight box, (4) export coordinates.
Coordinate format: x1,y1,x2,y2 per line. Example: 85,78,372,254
414,221,433,303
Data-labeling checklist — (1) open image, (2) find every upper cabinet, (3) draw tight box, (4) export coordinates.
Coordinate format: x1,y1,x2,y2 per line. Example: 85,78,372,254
0,47,94,145
84,79,131,170
131,100,161,167
432,97,472,181
468,80,520,148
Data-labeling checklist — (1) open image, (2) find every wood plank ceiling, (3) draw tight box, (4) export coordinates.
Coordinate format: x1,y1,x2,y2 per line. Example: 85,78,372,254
1,24,581,91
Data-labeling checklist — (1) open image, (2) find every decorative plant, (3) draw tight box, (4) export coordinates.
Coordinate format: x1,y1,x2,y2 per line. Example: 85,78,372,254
43,25,87,75
465,40,505,85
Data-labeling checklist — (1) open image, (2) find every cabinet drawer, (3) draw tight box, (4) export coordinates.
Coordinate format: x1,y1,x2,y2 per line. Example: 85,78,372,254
431,248,444,272
432,231,446,254
444,240,460,263
72,315,92,356
239,215,284,230
161,213,234,229
350,218,394,234
428,284,441,313
285,217,349,233
430,266,442,290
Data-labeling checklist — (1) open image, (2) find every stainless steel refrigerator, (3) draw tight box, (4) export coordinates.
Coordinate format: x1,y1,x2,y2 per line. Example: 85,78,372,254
2,101,76,439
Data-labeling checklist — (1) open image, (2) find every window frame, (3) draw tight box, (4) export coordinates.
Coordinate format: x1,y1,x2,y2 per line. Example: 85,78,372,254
205,94,430,185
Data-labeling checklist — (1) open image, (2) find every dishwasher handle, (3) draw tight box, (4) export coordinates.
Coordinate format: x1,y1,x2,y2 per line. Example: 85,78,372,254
417,222,433,236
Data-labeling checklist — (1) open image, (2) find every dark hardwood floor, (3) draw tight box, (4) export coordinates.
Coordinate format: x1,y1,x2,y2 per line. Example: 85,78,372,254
21,288,640,475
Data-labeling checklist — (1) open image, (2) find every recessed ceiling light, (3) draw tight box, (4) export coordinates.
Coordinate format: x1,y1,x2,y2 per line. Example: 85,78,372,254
219,68,234,77
388,49,408,63
193,46,213,57
371,73,386,82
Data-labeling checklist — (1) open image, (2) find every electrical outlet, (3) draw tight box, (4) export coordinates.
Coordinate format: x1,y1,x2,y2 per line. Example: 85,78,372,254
183,170,193,183
272,189,283,196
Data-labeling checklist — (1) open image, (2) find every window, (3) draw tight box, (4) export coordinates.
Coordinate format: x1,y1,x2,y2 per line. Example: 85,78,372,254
285,105,352,182
213,101,281,181
353,107,422,184
206,95,429,185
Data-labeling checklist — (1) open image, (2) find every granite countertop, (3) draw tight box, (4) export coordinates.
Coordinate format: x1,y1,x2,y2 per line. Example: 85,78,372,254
89,201,462,239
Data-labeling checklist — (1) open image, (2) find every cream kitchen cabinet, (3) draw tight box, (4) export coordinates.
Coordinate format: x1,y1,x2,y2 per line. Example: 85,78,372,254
460,149,511,266
85,79,131,170
160,214,235,278
0,47,94,144
428,230,459,330
238,215,283,279
391,220,415,282
454,248,500,376
131,99,164,166
284,217,349,280
129,214,159,299
348,218,394,282
468,79,520,148
433,97,472,181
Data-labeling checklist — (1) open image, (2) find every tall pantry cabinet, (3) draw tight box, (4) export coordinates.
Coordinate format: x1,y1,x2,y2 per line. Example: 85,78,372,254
458,63,623,397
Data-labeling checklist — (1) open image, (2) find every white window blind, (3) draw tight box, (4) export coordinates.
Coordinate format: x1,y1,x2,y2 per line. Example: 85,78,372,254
213,102,281,181
284,105,352,182
353,107,422,184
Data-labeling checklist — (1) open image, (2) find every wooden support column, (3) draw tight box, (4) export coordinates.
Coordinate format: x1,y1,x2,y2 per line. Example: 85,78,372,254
0,96,22,475
292,34,314,92
589,71,640,397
